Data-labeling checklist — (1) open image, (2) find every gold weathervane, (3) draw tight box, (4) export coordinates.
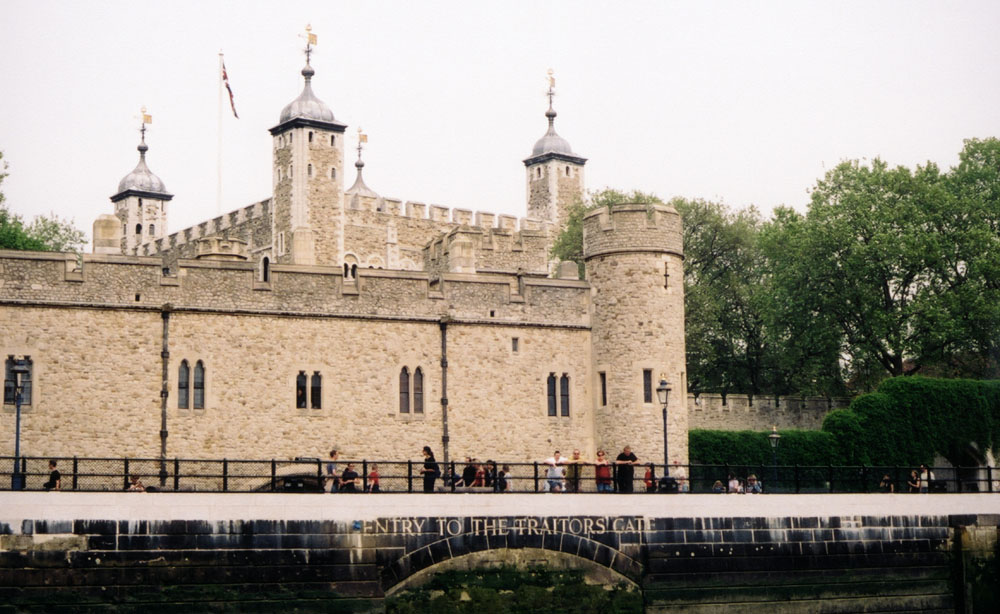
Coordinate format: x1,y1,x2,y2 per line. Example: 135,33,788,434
357,127,367,160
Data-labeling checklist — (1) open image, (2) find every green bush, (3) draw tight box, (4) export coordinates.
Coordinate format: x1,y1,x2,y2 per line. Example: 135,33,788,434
689,429,835,466
694,378,1000,467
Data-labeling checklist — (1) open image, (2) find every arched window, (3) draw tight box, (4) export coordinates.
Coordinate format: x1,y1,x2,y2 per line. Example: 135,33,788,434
566,166,570,176
560,374,570,416
399,367,410,413
288,132,293,143
193,361,205,409
330,167,336,180
261,257,270,282
413,368,424,414
136,223,142,235
351,264,358,278
343,263,349,278
178,360,190,409
296,371,307,409
330,135,335,146
307,163,313,177
310,372,322,409
149,224,155,236
547,373,557,416
308,131,314,143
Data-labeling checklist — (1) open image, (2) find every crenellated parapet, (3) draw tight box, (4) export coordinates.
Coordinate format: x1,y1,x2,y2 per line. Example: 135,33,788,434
422,222,551,276
582,203,683,261
0,249,588,327
687,393,851,432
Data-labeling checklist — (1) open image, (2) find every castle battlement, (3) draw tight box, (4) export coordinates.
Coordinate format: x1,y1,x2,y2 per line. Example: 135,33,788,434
583,203,684,260
0,249,589,327
687,393,850,433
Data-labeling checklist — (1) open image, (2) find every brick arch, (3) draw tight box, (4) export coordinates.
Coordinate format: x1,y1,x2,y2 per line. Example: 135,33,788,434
381,535,643,595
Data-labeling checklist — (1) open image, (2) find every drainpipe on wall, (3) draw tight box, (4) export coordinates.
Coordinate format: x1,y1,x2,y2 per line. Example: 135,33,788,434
159,304,172,488
439,316,450,465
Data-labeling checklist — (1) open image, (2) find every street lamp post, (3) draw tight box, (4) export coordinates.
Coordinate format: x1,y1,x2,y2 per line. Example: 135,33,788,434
768,425,781,492
656,378,671,476
9,358,31,491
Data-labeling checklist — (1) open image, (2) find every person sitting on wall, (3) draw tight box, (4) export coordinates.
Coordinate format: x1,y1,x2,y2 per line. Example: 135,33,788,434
127,475,145,492
340,463,360,492
43,460,61,491
746,474,763,494
366,464,380,493
727,473,742,494
712,480,725,493
460,458,477,488
543,451,566,492
879,474,895,493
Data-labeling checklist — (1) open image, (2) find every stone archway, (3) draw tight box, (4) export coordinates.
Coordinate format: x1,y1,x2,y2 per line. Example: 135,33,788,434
382,537,642,596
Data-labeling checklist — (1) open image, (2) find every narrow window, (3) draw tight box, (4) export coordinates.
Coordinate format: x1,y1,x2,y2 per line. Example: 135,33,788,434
311,372,322,409
413,367,424,414
307,164,313,178
149,224,155,236
330,135,335,146
399,367,410,413
296,371,307,409
330,167,336,180
308,131,314,143
512,337,519,353
600,372,607,406
560,374,570,416
565,166,570,176
135,223,142,235
138,198,143,206
343,263,349,278
289,164,293,176
351,264,357,278
547,373,557,417
178,360,190,409
289,132,293,143
262,257,270,282
643,369,653,403
193,361,205,409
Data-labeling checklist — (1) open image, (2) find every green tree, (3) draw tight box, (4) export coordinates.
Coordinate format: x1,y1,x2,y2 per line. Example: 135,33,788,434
0,150,86,252
550,188,662,277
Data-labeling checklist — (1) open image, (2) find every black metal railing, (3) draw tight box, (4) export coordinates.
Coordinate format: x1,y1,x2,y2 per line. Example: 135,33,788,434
1,456,995,494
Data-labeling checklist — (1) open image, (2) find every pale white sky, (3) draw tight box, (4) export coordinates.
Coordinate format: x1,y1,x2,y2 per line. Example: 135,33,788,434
1,1,998,243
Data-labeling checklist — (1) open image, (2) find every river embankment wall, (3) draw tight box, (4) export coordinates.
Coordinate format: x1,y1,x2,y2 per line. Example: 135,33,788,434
1,493,998,613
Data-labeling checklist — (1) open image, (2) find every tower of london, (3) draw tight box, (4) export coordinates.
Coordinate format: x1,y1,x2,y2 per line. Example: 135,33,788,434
1,46,691,466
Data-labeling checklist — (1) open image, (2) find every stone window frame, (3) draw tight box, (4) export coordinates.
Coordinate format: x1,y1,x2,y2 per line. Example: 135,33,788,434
599,371,607,407
193,360,206,410
310,372,322,410
560,373,570,417
396,362,428,420
643,369,653,404
178,360,190,409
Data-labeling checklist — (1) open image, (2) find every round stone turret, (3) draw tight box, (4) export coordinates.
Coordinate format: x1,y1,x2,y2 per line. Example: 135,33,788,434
583,202,688,468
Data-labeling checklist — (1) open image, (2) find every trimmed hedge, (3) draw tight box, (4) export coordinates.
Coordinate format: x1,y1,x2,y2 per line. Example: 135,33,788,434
692,377,1000,467
689,429,836,466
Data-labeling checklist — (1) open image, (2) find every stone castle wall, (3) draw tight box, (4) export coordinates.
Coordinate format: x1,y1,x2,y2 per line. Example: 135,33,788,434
0,249,593,462
686,393,850,432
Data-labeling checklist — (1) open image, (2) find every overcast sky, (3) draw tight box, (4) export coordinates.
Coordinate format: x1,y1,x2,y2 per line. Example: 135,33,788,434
2,1,999,243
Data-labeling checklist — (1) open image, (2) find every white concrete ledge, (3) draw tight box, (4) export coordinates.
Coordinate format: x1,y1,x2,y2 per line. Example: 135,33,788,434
1,493,998,529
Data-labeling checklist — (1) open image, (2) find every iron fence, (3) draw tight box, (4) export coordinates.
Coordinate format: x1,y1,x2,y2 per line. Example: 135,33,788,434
1,456,996,494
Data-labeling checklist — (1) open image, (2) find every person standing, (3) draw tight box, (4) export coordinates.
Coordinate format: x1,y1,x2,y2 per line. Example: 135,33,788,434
325,450,341,493
594,451,613,492
43,460,61,491
421,446,440,493
565,449,585,492
615,446,639,493
340,463,360,492
907,470,920,493
367,464,380,493
919,464,934,493
644,463,657,493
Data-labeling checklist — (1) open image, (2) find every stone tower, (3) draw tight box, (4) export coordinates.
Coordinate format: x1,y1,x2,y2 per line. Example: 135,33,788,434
269,44,347,266
524,73,586,229
583,203,689,467
109,125,172,255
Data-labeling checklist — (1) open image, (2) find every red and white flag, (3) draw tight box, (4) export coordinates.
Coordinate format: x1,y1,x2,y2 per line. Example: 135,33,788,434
222,61,238,119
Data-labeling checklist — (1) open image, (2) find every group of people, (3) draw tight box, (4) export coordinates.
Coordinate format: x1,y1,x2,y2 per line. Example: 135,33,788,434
324,450,381,493
542,447,647,493
882,464,937,493
711,473,764,494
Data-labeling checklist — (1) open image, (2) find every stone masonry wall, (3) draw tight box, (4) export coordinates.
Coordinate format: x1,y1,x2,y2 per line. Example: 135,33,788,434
687,393,850,432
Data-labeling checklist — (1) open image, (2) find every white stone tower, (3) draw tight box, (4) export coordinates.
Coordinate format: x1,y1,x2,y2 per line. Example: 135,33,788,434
269,31,347,267
584,203,689,468
524,71,586,229
109,121,172,255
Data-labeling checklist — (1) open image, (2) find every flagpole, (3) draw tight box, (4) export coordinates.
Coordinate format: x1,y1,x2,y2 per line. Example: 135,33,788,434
217,50,224,216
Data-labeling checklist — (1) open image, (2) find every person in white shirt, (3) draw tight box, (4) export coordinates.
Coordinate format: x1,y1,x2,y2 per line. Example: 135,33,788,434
543,451,566,492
